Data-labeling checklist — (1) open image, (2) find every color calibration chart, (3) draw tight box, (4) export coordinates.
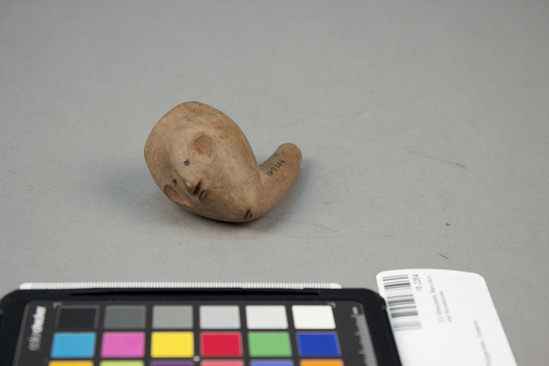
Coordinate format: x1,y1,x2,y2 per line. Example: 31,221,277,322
15,300,377,366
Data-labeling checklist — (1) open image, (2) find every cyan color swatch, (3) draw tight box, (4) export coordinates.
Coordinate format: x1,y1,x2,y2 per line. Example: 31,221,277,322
51,332,96,358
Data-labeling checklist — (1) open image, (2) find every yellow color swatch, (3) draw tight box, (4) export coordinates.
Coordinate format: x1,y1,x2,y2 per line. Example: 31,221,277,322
49,362,93,366
151,331,194,357
300,361,344,366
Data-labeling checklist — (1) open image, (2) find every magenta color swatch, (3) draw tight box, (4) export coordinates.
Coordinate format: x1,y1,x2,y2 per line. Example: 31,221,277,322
101,332,145,358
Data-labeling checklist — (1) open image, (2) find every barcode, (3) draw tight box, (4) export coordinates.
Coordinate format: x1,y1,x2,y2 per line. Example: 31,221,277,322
382,274,421,331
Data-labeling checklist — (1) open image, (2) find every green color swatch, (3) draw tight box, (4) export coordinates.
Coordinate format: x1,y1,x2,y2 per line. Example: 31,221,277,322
248,331,292,357
100,361,144,366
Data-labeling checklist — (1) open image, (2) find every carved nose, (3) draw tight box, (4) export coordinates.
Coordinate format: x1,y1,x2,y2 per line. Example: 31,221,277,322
185,179,206,201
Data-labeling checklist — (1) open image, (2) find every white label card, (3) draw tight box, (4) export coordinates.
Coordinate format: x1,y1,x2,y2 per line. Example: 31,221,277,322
376,269,517,366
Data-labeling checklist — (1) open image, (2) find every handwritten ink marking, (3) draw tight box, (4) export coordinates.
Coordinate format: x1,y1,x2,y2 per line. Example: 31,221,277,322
266,159,286,176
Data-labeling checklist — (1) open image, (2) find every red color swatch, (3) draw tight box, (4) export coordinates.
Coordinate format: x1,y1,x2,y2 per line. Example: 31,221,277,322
201,332,242,357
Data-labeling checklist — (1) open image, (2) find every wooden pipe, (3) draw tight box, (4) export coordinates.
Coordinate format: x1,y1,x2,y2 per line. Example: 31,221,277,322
144,101,302,222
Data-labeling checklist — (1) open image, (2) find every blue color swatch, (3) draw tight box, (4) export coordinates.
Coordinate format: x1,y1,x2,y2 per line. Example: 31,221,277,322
251,361,293,366
51,332,96,358
297,332,341,357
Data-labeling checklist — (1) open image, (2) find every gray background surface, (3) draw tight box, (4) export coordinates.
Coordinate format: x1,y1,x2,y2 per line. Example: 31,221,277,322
1,1,548,364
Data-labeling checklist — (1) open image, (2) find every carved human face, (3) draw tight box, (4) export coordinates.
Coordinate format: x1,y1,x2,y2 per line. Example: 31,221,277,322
147,115,260,222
